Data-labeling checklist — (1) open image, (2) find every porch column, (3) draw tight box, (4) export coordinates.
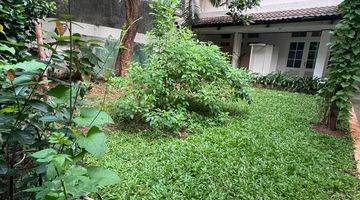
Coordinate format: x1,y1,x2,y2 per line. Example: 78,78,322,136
313,30,332,78
232,32,243,68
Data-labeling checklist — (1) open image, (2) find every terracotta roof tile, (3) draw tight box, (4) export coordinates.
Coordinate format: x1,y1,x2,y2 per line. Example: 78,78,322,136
196,6,339,26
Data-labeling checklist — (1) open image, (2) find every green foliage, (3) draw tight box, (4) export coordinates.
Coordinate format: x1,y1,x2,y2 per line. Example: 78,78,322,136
182,0,260,26
319,0,360,126
210,0,260,24
115,1,251,134
93,36,121,76
51,33,104,81
253,72,324,94
115,34,251,133
0,58,118,199
0,0,56,62
149,0,180,36
91,89,360,199
0,26,118,200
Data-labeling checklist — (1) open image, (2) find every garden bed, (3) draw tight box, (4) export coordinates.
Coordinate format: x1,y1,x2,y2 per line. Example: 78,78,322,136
90,89,360,199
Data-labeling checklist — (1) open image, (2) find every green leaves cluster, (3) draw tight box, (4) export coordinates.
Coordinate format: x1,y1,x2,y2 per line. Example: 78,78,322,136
210,0,260,24
0,57,118,199
0,14,119,198
51,33,104,81
253,72,324,94
115,1,251,134
149,0,180,37
0,0,56,62
319,0,360,126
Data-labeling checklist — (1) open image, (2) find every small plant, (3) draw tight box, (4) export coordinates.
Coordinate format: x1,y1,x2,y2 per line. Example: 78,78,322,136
252,72,324,94
114,0,251,135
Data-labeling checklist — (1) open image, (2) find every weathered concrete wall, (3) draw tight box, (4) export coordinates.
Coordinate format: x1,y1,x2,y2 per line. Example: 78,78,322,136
53,0,153,33
352,82,360,123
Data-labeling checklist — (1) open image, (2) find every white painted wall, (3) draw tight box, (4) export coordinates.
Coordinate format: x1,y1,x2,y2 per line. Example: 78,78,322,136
42,18,147,44
198,30,330,77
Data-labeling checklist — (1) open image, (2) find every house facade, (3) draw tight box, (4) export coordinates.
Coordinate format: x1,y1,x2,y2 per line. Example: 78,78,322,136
193,0,343,78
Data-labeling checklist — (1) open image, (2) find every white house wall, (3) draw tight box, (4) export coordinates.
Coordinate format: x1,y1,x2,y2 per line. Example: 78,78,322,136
198,30,331,77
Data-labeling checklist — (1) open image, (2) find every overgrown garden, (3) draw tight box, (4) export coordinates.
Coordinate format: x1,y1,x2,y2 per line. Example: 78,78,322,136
0,0,359,199
0,0,119,199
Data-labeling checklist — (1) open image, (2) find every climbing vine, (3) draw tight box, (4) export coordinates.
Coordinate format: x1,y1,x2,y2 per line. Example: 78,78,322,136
320,0,360,130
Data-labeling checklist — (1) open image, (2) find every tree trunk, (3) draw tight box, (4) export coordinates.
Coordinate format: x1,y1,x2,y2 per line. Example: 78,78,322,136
35,20,50,99
115,0,140,76
328,104,339,131
35,20,46,61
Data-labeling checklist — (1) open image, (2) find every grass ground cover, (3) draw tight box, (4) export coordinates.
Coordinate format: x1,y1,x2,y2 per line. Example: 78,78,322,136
90,89,360,199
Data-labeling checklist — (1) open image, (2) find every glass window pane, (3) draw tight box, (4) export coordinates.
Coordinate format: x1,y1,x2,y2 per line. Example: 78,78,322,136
311,31,321,37
299,32,307,37
306,61,314,68
287,60,294,68
288,51,295,59
308,51,316,60
309,42,319,50
290,43,297,50
296,51,303,59
297,42,305,50
294,60,302,68
292,32,307,37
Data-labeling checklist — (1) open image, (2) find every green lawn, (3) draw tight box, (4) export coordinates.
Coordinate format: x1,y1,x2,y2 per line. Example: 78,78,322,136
92,89,360,199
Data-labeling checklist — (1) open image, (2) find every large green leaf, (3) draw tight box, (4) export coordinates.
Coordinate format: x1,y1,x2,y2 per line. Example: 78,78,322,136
2,60,46,72
87,167,120,187
74,107,114,127
47,84,70,99
0,159,8,175
77,126,107,157
9,130,36,145
0,43,15,55
12,75,35,85
29,100,53,113
32,149,59,164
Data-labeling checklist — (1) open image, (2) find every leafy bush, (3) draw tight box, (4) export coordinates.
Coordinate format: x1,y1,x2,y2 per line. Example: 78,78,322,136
252,72,324,94
51,33,104,81
115,24,251,134
0,0,56,62
0,25,119,200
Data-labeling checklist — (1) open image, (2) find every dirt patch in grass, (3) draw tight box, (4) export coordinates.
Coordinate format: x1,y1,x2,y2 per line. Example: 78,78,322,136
86,82,123,102
311,123,347,137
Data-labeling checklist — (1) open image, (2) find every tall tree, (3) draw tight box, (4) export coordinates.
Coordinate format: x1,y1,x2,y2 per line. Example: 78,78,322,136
115,0,140,76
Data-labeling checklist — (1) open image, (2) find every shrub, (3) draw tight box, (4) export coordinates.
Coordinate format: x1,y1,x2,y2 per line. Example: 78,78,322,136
0,23,119,200
115,26,251,134
252,72,324,94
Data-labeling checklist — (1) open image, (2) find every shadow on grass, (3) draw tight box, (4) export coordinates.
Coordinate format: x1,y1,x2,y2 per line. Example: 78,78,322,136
104,100,250,142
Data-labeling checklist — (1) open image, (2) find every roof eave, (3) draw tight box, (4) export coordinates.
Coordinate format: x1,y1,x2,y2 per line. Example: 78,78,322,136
193,15,341,29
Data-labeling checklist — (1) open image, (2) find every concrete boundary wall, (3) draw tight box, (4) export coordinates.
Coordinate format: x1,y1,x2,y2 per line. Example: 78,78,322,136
42,18,147,44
